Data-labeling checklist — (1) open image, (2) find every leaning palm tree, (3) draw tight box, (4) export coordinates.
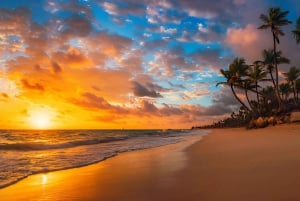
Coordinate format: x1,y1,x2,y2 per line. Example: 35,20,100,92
217,58,250,111
292,17,300,44
240,79,256,111
258,7,291,110
283,66,300,104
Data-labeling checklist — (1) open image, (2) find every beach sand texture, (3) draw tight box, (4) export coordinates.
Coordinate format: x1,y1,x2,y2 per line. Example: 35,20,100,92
1,124,300,201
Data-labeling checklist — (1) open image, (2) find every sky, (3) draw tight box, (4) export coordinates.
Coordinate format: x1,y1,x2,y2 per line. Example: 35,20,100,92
0,0,299,129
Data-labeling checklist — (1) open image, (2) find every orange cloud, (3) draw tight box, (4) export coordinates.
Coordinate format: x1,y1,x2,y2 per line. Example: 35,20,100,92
21,79,45,91
52,46,93,69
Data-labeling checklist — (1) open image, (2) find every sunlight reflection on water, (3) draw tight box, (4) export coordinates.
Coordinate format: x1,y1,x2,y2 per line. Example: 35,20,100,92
41,174,48,185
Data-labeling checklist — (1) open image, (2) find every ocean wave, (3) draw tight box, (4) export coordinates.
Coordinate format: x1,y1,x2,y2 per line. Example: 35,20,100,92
0,136,129,151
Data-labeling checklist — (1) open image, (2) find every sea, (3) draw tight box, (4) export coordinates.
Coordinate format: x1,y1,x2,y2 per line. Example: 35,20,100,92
0,129,207,188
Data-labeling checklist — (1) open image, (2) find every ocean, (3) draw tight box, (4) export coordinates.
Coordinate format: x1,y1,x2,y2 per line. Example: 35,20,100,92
0,129,207,188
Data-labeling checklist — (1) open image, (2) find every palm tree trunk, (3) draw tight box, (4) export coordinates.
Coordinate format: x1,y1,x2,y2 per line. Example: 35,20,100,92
272,32,284,111
245,89,254,111
269,68,276,90
255,81,259,104
273,32,279,88
231,84,250,111
292,82,297,104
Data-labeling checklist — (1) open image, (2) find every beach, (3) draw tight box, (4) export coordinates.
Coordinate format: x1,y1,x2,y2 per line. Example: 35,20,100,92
1,124,300,201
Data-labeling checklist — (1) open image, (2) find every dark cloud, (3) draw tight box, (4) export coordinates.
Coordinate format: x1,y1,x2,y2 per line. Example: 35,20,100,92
178,0,239,23
202,104,234,116
190,48,231,71
70,92,113,110
160,103,183,116
70,92,127,113
168,81,186,90
21,79,44,91
63,15,92,37
51,61,62,74
1,93,8,98
212,87,240,107
139,99,158,113
132,81,163,98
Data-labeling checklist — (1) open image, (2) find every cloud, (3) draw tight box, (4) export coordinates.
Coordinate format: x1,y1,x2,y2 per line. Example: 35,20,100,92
190,48,230,71
139,99,158,113
148,49,197,77
69,92,127,113
132,81,163,98
101,1,145,16
159,26,177,34
178,0,237,20
62,15,93,37
72,92,112,109
51,61,63,74
160,103,183,116
225,24,272,62
21,79,45,91
101,2,120,15
225,23,300,71
52,46,92,69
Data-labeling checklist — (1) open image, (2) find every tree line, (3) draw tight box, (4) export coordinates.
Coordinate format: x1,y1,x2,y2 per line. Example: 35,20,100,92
195,7,300,129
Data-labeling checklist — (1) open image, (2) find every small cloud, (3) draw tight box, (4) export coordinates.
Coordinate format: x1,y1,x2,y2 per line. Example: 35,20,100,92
51,61,62,74
198,23,209,33
160,26,177,34
102,2,119,15
132,81,163,98
140,99,158,113
21,79,44,91
1,93,8,98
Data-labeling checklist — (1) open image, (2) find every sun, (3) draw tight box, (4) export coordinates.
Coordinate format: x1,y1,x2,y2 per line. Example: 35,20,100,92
29,109,52,129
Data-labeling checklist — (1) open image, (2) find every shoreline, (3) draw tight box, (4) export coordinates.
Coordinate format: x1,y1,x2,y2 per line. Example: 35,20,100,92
1,124,300,200
0,132,206,194
0,129,207,190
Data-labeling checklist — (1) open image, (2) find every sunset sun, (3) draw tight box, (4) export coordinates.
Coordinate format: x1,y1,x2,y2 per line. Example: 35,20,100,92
29,110,52,129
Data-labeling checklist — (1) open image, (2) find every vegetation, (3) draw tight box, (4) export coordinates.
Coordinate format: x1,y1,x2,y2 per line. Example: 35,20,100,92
293,17,300,44
195,7,299,129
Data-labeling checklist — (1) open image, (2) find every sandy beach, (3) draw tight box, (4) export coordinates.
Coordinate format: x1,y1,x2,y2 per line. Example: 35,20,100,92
1,124,300,201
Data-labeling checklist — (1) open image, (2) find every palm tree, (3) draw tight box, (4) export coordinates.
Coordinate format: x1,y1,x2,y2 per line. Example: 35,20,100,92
260,86,277,115
257,49,289,109
283,66,300,104
279,83,291,102
292,17,300,44
217,58,250,111
247,62,268,104
258,7,291,110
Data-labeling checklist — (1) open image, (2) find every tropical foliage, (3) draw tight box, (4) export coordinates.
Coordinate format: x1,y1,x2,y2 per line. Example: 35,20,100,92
215,7,300,128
